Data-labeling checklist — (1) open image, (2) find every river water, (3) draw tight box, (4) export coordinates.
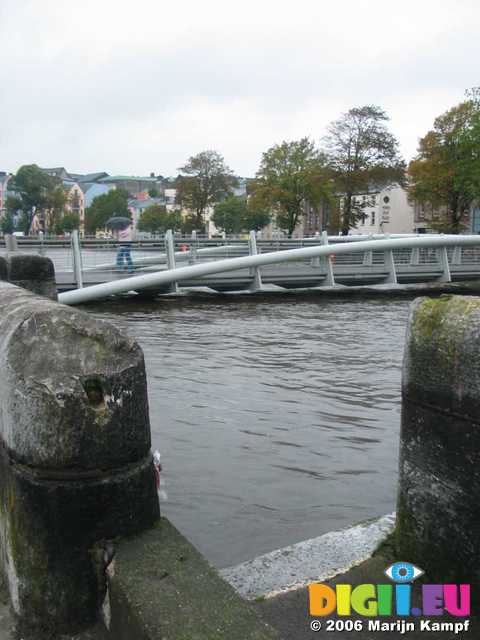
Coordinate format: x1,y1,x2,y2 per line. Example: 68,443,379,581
90,292,411,568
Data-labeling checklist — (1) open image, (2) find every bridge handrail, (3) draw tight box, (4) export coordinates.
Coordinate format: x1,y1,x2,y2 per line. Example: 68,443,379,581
58,235,480,306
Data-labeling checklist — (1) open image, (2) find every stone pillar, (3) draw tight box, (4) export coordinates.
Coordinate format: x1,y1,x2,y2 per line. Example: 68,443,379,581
0,253,57,300
0,282,160,637
397,295,480,585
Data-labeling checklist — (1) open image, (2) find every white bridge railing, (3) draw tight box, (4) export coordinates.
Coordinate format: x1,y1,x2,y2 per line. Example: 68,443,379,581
57,231,480,305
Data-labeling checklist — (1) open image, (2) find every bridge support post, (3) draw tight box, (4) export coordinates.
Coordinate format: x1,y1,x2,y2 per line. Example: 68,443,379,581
164,229,179,294
71,229,84,289
362,250,373,266
321,231,336,286
451,245,462,265
436,246,452,282
383,250,398,284
248,230,264,291
396,295,480,584
410,248,420,266
5,234,18,252
310,232,324,267
189,244,197,264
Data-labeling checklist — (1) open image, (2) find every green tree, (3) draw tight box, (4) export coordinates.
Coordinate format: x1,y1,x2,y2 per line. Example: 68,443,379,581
85,188,130,232
212,196,271,233
212,196,247,234
244,204,271,231
323,106,405,234
45,183,68,232
175,151,238,227
55,212,80,235
250,138,331,236
408,91,480,233
1,211,15,234
137,205,183,234
179,214,198,235
9,165,62,233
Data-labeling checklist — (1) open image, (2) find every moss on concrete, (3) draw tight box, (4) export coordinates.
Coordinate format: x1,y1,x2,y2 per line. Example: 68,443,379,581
108,518,279,640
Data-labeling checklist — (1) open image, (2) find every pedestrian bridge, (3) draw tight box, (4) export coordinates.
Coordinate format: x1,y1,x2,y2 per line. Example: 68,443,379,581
4,232,480,305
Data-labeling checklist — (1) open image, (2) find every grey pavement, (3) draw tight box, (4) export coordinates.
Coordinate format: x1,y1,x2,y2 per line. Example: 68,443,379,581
254,551,478,640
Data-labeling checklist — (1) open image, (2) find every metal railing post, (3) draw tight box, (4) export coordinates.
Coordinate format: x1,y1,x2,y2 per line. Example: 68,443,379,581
451,246,462,265
5,234,18,252
321,231,335,286
410,248,420,265
384,250,398,284
71,230,84,288
311,233,322,267
436,246,452,283
189,244,197,265
164,229,179,293
362,250,373,266
248,230,263,291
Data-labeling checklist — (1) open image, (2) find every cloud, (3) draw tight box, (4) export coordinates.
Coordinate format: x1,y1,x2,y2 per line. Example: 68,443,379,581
1,0,479,175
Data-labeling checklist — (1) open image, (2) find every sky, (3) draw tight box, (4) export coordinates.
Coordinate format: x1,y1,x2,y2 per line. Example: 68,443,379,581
1,0,479,178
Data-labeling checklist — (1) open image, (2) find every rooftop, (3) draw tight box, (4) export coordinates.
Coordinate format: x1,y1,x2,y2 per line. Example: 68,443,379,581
100,175,158,183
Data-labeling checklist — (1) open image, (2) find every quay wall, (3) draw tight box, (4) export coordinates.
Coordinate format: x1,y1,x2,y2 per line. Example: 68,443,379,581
0,253,277,639
397,295,480,588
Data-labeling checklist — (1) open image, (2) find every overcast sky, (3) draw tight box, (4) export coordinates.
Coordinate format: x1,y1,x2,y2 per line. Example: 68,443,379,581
1,0,479,178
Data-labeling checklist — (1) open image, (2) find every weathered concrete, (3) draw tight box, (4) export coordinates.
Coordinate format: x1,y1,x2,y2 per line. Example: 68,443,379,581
0,253,57,300
221,514,395,600
105,518,279,640
255,546,479,640
397,295,480,586
0,282,159,637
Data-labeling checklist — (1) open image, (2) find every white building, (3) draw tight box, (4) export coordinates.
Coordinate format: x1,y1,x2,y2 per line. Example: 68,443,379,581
348,184,414,235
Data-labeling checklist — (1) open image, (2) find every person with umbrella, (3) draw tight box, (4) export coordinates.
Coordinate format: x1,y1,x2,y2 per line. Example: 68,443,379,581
106,216,134,274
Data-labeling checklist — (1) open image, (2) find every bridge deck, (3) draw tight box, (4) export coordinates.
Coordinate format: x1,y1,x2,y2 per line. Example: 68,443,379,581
55,262,480,293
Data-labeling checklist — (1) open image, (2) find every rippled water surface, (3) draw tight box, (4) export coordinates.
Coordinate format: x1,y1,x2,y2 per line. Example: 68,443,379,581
91,293,411,568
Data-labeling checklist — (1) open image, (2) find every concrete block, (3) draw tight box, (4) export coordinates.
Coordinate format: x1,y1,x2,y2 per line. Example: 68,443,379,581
0,282,159,637
397,295,480,585
106,518,279,640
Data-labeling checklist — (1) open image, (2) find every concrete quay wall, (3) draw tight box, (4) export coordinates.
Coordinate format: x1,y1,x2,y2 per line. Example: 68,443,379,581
0,254,277,639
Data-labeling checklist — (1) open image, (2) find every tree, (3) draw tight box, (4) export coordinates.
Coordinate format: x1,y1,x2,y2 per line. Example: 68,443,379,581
408,91,480,233
55,212,80,235
45,183,68,232
9,165,63,233
243,203,271,232
148,187,160,198
175,151,238,227
322,106,405,234
212,196,271,234
85,188,130,232
137,205,183,234
250,138,331,236
1,211,15,234
212,196,246,234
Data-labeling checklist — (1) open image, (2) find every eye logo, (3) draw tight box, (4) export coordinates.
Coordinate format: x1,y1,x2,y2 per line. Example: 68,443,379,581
385,562,424,583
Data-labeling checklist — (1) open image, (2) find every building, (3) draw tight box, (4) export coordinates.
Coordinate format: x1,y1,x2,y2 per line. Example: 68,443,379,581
128,196,167,230
99,174,163,196
348,184,414,235
413,201,479,234
83,183,114,208
63,180,86,234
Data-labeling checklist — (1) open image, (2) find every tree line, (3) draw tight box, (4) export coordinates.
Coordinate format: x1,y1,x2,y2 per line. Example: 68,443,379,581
1,165,81,235
134,89,480,236
4,88,480,236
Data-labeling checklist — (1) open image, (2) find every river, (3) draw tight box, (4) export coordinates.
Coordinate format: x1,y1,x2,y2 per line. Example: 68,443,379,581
90,292,410,568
